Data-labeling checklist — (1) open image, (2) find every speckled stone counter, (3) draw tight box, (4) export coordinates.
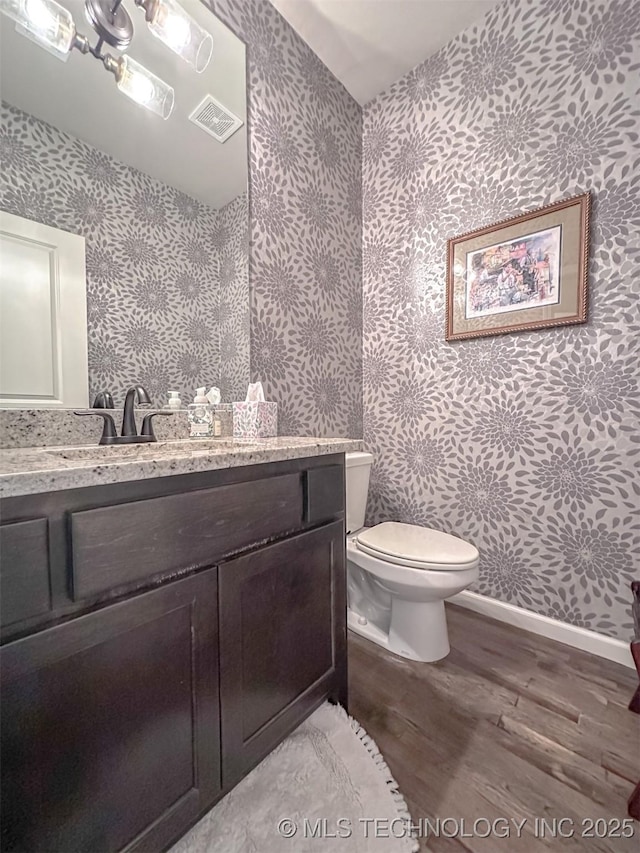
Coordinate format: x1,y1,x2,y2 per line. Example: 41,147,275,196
0,407,233,448
0,437,364,498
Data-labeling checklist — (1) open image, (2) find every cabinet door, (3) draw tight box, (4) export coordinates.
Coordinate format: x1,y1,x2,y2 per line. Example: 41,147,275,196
0,569,220,853
219,521,346,785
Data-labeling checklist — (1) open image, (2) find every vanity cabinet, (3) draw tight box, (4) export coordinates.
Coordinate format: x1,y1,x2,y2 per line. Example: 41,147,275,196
0,569,221,853
0,454,347,853
219,520,345,785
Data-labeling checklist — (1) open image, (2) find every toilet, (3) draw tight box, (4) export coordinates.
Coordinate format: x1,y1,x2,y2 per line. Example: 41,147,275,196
346,451,479,663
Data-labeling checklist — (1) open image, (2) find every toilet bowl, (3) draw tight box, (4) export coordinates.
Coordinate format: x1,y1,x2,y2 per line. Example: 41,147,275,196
345,453,479,663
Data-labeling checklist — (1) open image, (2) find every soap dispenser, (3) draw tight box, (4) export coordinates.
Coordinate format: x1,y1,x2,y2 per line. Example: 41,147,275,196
207,387,223,438
188,388,214,438
167,391,182,410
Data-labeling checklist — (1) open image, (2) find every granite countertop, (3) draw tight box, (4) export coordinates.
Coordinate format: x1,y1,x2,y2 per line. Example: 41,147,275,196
0,437,364,499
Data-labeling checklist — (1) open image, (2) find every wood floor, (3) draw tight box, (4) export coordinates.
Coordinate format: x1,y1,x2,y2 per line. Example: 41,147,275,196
348,604,640,852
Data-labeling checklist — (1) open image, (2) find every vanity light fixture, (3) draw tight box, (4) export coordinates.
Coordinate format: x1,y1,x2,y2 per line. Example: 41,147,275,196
2,0,77,55
0,0,214,119
137,0,213,73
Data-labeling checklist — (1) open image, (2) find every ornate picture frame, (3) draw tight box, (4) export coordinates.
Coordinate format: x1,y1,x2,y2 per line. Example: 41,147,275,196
445,192,591,341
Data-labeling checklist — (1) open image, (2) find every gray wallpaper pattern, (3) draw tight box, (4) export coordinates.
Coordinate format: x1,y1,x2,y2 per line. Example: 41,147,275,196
218,192,250,401
2,0,635,642
206,0,363,437
0,101,249,406
362,0,640,640
2,0,364,432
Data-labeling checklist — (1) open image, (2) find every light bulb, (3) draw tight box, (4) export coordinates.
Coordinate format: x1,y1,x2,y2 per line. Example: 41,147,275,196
0,0,75,55
146,0,213,72
115,55,174,119
160,10,190,51
25,0,53,28
125,70,155,106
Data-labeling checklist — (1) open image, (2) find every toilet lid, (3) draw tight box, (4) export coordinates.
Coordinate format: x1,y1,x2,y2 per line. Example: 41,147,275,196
355,522,479,569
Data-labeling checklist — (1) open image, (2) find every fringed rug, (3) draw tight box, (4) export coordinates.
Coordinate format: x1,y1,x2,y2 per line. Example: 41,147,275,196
169,702,417,852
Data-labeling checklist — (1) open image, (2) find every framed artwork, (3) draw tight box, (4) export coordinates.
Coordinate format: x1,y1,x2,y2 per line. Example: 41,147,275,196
445,192,591,341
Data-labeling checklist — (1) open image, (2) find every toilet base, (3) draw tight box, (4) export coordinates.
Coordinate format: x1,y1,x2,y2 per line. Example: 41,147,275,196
347,598,450,663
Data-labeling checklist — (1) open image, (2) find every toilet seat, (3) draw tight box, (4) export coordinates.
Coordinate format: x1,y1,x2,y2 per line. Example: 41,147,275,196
355,521,479,571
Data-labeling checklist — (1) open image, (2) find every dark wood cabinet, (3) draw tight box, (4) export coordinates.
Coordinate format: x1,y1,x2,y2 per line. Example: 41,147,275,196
219,521,346,785
70,473,303,599
0,518,51,626
0,454,347,852
0,569,220,853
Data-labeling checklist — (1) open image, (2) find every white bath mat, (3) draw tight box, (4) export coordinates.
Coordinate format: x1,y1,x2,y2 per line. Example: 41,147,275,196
169,702,417,852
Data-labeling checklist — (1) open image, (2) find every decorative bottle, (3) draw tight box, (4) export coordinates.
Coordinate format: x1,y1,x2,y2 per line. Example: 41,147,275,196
207,387,223,438
188,387,214,438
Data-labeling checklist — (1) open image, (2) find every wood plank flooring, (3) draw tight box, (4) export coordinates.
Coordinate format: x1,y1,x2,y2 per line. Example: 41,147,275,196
348,604,640,853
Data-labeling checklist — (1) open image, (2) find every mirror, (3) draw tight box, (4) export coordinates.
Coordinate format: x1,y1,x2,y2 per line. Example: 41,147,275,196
0,0,248,408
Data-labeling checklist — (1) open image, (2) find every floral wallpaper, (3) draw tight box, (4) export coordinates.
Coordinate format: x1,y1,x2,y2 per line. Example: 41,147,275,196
3,0,636,643
0,101,249,406
218,192,250,401
205,0,363,437
362,0,640,641
1,0,364,432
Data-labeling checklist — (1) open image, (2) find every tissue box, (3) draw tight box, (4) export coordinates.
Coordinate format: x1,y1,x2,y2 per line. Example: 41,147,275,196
232,401,278,439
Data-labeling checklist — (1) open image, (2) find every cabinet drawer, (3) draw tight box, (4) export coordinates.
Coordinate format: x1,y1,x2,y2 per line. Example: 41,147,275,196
0,519,51,628
70,473,303,600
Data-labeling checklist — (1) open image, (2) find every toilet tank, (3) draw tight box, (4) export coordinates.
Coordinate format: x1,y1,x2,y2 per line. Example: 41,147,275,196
345,452,373,534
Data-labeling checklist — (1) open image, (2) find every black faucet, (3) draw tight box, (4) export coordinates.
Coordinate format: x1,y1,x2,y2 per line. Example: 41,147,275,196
121,385,152,437
75,385,172,445
92,391,114,409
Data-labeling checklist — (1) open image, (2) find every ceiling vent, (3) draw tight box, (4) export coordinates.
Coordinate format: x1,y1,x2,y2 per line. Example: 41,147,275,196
188,95,244,143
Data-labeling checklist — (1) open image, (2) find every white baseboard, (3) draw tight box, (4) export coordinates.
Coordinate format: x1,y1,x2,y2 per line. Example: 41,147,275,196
448,590,634,669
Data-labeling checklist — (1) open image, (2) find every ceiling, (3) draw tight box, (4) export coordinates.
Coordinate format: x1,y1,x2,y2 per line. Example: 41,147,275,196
1,0,247,209
269,0,502,105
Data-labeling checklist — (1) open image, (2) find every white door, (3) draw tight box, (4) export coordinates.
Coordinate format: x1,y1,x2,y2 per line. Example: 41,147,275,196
0,211,89,408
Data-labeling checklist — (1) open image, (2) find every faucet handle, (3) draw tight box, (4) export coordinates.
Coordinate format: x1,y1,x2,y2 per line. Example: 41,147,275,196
141,411,173,441
74,411,118,445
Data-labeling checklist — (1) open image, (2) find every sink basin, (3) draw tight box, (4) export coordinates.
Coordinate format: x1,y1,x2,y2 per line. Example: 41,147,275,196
43,439,235,462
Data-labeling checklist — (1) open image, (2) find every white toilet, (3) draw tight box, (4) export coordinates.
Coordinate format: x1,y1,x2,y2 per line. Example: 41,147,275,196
346,451,479,663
